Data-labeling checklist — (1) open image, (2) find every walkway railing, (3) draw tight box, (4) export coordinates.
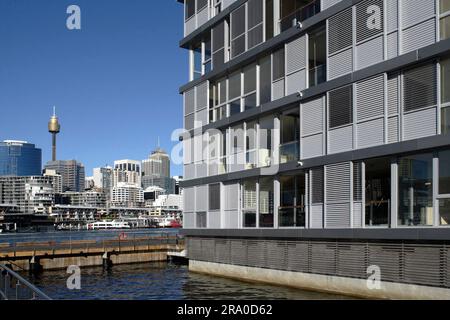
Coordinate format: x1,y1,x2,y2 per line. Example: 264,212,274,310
0,264,51,300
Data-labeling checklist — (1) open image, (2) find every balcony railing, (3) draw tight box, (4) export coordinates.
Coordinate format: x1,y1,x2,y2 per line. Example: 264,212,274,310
280,141,300,164
309,64,327,87
279,0,321,33
0,264,51,300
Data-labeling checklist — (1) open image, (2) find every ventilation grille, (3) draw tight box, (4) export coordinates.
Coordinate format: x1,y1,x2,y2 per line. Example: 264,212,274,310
328,8,353,54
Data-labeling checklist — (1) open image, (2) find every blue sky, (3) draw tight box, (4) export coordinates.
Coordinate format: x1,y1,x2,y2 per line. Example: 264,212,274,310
0,0,186,176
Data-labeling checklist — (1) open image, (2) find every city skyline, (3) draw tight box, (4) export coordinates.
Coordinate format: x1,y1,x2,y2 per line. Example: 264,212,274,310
0,0,185,176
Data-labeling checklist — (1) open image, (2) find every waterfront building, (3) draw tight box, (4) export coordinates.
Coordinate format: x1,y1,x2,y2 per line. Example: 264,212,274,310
0,176,54,213
44,160,85,192
143,186,165,206
149,194,183,219
85,176,95,190
43,169,63,194
111,182,144,208
113,160,141,188
141,148,175,193
0,140,42,176
179,0,450,298
60,191,107,208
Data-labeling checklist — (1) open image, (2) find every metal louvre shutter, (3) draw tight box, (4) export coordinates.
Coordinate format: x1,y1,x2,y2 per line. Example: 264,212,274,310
322,0,342,10
196,185,207,211
302,97,324,136
311,167,324,204
328,49,353,79
403,107,437,140
302,134,324,159
387,32,398,59
310,204,324,228
402,18,436,54
386,0,398,32
208,210,221,228
402,0,435,28
184,88,195,116
357,118,385,148
208,183,220,210
336,243,367,278
183,212,196,228
356,36,384,70
353,202,363,228
388,116,399,143
197,7,209,26
328,8,353,55
266,241,288,270
311,242,337,275
187,238,202,259
368,243,402,282
201,239,215,262
329,85,353,128
247,240,266,267
326,162,351,203
215,239,231,264
184,187,195,212
403,245,444,287
353,162,362,201
196,82,208,110
356,76,384,121
387,74,399,116
286,36,306,74
356,0,383,43
248,25,263,49
286,242,309,272
196,0,208,12
403,63,437,112
224,182,239,210
231,240,248,265
247,0,263,29
185,114,195,130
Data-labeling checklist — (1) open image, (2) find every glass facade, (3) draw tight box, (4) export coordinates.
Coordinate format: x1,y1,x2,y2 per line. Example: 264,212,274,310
0,141,42,176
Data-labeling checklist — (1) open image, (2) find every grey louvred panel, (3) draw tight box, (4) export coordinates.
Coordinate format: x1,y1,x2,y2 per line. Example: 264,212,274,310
187,238,450,289
184,187,195,212
196,161,208,178
356,0,384,43
286,36,306,74
248,25,263,49
302,134,324,159
196,185,208,211
387,74,399,116
286,70,306,95
326,203,351,228
302,97,324,136
329,85,353,128
311,167,324,204
224,182,239,210
355,36,384,70
185,16,196,36
353,203,363,228
328,8,353,55
183,212,196,229
401,0,436,28
402,18,436,54
185,88,195,116
197,7,209,27
213,21,225,51
387,32,398,59
208,210,221,228
403,107,437,141
224,210,239,228
321,0,343,10
403,63,437,113
356,75,384,121
328,125,353,154
326,162,351,203
328,48,353,80
388,116,399,144
386,0,398,33
195,108,208,127
356,118,385,148
184,163,195,180
272,79,285,101
353,162,362,202
310,204,324,228
196,82,208,110
185,113,195,131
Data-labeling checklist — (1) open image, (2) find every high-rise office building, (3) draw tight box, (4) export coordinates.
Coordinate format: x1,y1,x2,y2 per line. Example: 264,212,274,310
142,148,175,192
0,140,42,176
93,166,113,191
179,0,450,298
44,160,85,192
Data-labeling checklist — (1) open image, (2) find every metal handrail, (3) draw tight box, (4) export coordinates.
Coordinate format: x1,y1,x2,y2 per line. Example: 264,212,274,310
0,264,51,300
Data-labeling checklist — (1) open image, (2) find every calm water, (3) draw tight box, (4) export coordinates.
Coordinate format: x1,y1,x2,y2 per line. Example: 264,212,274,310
26,262,352,300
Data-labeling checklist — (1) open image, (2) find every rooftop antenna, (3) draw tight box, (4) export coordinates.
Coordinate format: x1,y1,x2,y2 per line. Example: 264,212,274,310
157,136,160,149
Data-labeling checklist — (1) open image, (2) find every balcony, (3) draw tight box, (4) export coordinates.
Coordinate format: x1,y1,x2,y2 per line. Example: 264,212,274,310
279,206,306,227
309,64,327,87
279,0,321,33
280,141,300,164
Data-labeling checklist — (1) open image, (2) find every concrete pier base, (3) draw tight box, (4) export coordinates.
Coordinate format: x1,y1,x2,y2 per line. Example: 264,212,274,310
189,260,450,300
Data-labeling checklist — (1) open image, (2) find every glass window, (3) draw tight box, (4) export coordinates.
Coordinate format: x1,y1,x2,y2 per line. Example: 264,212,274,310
244,64,257,94
441,57,450,104
280,0,321,32
266,0,274,40
441,0,450,13
229,100,241,115
204,34,212,73
403,63,437,112
398,153,433,226
260,55,272,104
439,199,450,225
218,78,227,104
197,0,208,11
308,26,326,87
311,167,324,204
185,0,196,20
328,85,353,129
442,107,450,134
440,16,450,41
209,183,221,210
212,22,225,69
280,109,300,163
439,150,450,194
273,48,285,80
228,72,241,100
279,174,306,227
243,179,257,227
244,93,257,111
259,116,273,167
365,158,391,226
259,177,274,228
193,43,202,79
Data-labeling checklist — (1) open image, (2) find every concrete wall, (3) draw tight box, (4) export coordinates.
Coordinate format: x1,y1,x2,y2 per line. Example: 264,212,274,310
190,260,450,300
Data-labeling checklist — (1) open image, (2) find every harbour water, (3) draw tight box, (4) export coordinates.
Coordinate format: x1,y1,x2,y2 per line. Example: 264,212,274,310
0,229,352,300
26,262,352,300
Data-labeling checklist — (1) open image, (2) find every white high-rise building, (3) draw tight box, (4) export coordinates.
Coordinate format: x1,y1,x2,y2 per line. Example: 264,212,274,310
113,160,141,188
111,182,144,208
93,166,113,191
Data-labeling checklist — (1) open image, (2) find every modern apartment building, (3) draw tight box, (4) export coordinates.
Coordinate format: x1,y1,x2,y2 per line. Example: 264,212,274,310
93,166,113,192
111,182,144,208
113,160,141,188
44,160,85,192
0,176,54,214
179,0,450,298
0,140,42,176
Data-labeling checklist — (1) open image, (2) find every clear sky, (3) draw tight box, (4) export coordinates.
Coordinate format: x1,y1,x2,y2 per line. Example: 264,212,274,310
0,0,186,177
